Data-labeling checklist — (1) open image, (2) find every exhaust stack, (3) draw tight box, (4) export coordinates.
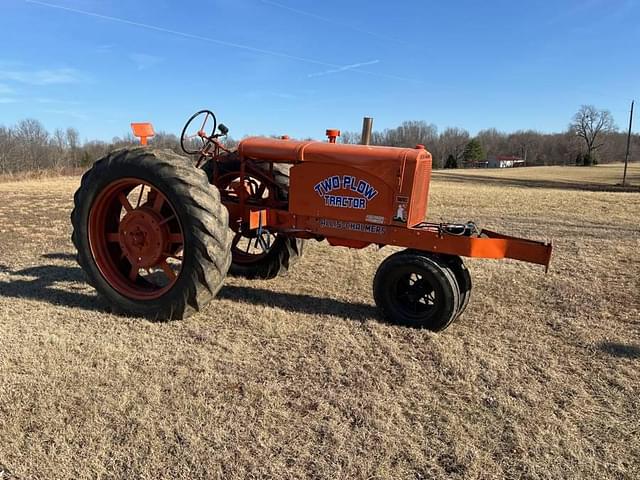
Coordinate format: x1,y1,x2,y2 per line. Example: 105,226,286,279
361,116,373,145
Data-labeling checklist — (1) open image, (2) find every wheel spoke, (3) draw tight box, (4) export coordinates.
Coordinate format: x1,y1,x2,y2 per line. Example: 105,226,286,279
256,233,270,253
118,192,133,212
158,214,176,226
159,260,177,280
129,263,139,281
247,179,260,197
255,183,267,199
231,232,242,249
135,185,145,208
152,191,164,212
200,112,209,132
391,270,439,315
169,233,183,244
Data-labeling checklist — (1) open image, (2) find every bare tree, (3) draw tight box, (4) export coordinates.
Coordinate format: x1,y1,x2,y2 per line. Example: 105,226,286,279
51,128,68,169
476,128,508,157
340,131,361,144
384,120,438,148
439,127,470,164
15,119,49,171
507,130,540,164
66,127,80,167
570,105,616,161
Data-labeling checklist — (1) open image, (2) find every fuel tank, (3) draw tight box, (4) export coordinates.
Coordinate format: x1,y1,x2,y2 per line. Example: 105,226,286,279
238,136,432,228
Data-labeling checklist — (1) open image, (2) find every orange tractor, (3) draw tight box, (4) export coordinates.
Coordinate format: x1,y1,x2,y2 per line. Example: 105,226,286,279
71,110,552,331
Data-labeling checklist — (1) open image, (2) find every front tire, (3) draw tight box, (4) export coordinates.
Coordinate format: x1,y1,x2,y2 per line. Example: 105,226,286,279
71,147,232,320
373,250,461,331
442,255,472,319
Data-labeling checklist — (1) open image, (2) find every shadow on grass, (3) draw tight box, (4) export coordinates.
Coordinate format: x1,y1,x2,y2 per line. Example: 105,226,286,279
433,172,640,192
219,285,378,321
0,262,108,312
0,254,380,322
42,252,77,261
599,342,640,359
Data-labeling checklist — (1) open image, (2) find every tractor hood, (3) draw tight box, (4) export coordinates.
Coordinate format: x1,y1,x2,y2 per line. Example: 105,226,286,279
238,136,430,168
238,136,433,228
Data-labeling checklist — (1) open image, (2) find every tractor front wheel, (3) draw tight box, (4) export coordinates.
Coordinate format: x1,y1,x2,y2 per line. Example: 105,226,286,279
408,251,472,321
442,254,472,320
373,250,461,331
71,147,232,319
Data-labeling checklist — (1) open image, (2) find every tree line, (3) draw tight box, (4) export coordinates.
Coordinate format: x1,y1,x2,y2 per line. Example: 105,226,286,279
0,105,637,175
0,120,184,175
341,105,638,168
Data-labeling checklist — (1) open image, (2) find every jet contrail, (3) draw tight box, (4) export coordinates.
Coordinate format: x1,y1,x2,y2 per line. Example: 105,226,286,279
261,0,409,46
308,59,380,78
24,0,419,82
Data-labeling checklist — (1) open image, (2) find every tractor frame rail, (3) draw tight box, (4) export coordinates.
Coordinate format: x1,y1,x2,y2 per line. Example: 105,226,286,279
238,207,553,270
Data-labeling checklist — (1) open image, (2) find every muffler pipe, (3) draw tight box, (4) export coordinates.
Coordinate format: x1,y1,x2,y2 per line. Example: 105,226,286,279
361,116,373,145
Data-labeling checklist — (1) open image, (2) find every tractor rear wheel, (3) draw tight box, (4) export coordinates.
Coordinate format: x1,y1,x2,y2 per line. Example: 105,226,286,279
71,147,232,319
206,159,304,280
373,250,461,331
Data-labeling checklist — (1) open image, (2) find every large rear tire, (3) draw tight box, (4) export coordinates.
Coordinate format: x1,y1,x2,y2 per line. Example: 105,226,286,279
206,159,304,280
71,147,232,319
373,250,460,331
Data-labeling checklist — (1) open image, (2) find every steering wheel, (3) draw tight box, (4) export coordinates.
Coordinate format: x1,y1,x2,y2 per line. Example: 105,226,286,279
180,109,217,155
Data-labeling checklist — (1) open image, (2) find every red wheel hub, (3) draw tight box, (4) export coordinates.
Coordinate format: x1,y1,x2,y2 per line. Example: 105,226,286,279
118,207,168,268
88,178,184,300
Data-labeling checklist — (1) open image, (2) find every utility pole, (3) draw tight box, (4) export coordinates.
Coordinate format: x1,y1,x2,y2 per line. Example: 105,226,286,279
623,100,634,186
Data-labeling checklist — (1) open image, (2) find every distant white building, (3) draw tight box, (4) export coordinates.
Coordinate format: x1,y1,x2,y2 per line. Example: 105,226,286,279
487,155,526,168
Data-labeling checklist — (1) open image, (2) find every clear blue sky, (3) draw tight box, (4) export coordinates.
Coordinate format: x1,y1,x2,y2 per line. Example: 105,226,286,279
1,0,638,142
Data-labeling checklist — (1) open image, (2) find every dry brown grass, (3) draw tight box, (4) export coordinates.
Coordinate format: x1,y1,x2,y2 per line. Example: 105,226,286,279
433,162,640,192
0,167,639,479
0,166,85,184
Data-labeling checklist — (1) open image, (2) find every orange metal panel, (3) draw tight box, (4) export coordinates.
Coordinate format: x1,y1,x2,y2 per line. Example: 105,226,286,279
248,209,268,230
326,237,371,248
407,155,432,226
238,136,304,163
238,136,430,166
288,162,396,224
298,215,552,268
239,137,433,226
241,207,552,268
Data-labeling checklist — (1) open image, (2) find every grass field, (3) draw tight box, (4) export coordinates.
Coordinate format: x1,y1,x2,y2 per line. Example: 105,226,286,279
433,162,640,192
1,164,639,479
